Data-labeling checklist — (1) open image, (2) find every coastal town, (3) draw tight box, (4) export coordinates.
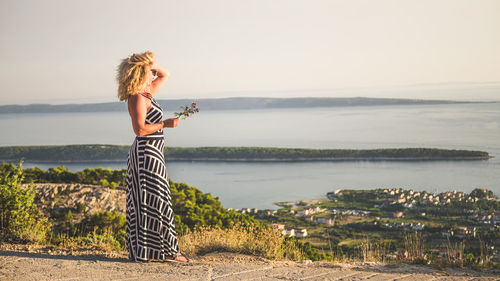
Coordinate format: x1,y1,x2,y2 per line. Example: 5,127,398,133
232,187,500,262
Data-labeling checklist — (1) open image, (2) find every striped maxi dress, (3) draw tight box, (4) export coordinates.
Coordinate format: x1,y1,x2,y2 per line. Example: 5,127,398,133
126,92,179,262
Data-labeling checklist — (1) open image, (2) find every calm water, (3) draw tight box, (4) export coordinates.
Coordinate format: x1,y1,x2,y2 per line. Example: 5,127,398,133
1,102,499,209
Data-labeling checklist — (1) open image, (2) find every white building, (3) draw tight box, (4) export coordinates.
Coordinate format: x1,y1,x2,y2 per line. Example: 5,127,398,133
296,209,310,216
316,217,333,225
271,223,285,231
282,228,295,236
295,228,308,238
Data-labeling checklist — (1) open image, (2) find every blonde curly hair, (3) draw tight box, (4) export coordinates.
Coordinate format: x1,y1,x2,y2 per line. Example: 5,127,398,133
116,51,155,101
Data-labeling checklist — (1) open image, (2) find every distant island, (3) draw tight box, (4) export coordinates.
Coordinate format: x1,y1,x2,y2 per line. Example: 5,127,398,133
0,97,496,114
0,145,491,162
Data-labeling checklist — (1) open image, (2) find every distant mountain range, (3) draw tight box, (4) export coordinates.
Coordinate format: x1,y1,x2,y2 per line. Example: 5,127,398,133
0,97,494,114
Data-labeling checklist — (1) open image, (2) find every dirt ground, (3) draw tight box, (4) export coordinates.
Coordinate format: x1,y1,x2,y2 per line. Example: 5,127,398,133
0,243,498,281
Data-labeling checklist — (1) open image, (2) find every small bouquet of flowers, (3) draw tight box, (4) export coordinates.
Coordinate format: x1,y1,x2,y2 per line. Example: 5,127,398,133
174,102,199,120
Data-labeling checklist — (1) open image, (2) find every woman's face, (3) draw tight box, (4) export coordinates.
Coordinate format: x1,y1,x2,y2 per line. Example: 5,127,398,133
142,69,156,91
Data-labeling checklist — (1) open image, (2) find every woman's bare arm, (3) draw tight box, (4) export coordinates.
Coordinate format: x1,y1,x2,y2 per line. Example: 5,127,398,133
128,95,180,136
128,95,163,136
150,65,169,95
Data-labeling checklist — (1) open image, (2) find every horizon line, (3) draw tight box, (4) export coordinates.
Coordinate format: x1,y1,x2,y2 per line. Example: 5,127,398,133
2,80,500,106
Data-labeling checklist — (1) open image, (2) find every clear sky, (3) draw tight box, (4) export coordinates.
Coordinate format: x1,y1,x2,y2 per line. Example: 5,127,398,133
1,0,499,105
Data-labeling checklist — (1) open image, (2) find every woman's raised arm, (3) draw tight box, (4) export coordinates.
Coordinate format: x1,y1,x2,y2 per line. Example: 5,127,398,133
150,65,170,95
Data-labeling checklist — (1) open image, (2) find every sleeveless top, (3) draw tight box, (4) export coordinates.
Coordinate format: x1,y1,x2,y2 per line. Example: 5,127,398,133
138,92,164,138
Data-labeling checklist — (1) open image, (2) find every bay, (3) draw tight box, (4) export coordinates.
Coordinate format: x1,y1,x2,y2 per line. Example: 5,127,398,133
1,102,499,209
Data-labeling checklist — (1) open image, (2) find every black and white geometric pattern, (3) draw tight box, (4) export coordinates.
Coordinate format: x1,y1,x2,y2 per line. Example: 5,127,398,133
126,94,179,262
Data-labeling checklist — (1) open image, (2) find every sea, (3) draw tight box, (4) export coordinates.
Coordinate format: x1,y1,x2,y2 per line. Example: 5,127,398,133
0,102,499,210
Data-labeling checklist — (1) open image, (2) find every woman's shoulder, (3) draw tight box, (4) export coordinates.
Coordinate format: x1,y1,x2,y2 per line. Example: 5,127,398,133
127,93,152,108
140,92,153,99
128,93,151,101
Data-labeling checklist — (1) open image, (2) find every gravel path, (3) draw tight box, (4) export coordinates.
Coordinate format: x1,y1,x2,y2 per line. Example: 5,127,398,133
0,245,498,281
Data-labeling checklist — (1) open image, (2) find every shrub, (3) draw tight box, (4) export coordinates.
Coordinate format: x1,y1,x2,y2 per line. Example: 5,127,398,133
109,182,118,190
0,159,52,243
76,211,126,249
100,179,109,187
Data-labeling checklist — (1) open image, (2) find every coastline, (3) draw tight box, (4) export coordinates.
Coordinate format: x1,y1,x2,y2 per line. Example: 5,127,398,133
1,155,492,163
165,155,494,161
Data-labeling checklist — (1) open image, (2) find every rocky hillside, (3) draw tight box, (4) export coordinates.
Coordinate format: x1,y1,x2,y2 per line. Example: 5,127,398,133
22,183,125,217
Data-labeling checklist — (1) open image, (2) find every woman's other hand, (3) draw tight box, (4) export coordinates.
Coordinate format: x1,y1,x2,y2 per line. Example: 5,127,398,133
164,117,180,128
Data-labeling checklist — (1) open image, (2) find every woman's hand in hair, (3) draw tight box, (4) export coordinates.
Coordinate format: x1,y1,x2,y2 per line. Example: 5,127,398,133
150,65,169,95
152,64,169,79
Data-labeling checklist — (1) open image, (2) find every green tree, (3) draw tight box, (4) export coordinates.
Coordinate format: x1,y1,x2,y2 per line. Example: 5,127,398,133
470,188,494,199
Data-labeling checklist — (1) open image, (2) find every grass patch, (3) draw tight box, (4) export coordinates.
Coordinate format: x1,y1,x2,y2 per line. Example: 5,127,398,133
178,221,304,261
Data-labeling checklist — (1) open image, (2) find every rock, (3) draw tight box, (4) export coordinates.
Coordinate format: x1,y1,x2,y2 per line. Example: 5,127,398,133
355,261,378,266
79,187,93,194
100,193,110,201
28,183,126,219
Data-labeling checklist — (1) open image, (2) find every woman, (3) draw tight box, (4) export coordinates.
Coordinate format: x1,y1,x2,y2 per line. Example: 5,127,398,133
116,51,192,263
